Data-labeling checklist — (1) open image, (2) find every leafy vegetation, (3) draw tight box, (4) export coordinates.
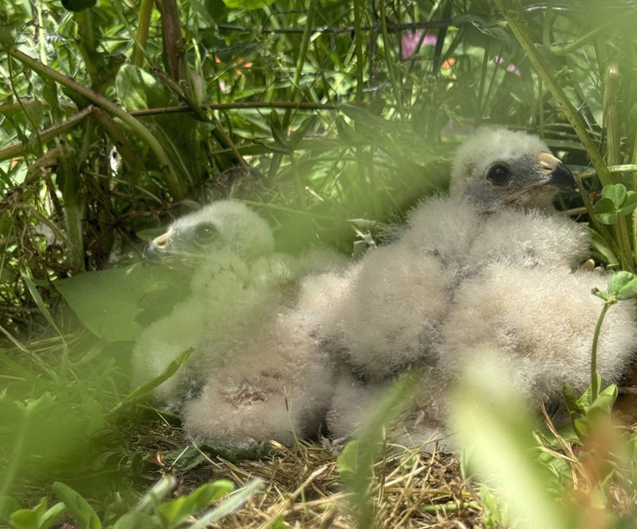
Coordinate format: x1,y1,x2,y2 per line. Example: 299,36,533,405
3,0,637,527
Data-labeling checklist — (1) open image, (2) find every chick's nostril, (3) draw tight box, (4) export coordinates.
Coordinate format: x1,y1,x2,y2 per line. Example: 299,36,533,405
153,233,170,248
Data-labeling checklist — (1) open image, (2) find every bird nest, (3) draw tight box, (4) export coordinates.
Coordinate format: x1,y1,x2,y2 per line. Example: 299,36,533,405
146,434,482,529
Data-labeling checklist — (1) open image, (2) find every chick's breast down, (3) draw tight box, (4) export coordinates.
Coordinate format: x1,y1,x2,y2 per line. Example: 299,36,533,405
441,265,637,405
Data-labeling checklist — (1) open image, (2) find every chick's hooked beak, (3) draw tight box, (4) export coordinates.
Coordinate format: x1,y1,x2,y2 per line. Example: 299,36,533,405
536,152,577,190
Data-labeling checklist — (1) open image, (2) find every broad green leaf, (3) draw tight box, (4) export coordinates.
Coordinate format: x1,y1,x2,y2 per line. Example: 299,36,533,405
269,110,288,149
204,0,226,20
55,264,191,342
0,496,21,522
135,477,177,513
11,500,66,529
608,271,637,300
620,191,637,215
289,115,318,150
562,383,585,415
52,483,101,529
158,481,234,528
592,197,618,225
38,502,66,529
336,440,359,475
573,417,589,439
601,183,627,209
10,508,40,529
25,100,44,133
42,79,63,123
189,480,263,529
116,65,172,111
112,512,161,529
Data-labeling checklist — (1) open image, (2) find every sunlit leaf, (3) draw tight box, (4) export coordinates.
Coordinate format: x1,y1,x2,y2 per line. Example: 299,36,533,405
112,512,162,529
592,197,618,225
608,270,637,300
158,481,234,528
52,482,101,529
189,480,262,529
221,0,276,9
601,183,627,209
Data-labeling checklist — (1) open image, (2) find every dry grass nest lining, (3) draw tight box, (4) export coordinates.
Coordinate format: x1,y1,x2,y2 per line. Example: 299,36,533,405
151,435,482,529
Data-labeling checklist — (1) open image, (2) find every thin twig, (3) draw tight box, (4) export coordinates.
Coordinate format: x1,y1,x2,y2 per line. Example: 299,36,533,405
217,20,456,34
1,46,185,198
0,100,337,117
0,106,94,162
493,1,613,187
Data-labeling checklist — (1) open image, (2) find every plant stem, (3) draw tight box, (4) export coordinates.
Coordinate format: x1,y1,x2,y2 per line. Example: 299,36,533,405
379,0,405,121
2,46,184,198
353,0,365,102
0,106,94,162
493,0,613,187
591,302,611,401
133,0,154,67
282,0,317,130
0,100,337,116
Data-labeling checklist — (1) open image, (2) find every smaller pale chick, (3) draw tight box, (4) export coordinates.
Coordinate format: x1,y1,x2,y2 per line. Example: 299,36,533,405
133,201,277,407
133,200,345,446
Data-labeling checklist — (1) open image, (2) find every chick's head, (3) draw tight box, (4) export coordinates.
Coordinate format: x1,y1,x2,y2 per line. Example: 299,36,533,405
450,127,575,211
146,200,275,262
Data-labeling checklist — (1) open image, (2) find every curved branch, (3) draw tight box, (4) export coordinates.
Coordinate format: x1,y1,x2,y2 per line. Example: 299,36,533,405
2,46,185,198
0,106,94,162
492,1,613,187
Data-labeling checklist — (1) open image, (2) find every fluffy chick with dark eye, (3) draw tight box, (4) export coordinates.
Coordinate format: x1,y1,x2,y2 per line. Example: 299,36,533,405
133,201,276,406
324,128,635,443
322,127,586,383
133,201,345,446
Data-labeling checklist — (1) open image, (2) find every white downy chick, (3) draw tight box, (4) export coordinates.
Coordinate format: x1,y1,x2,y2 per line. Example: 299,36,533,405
324,128,635,445
180,245,348,446
132,200,346,445
323,127,582,383
132,200,276,406
402,127,587,273
325,371,389,440
181,301,337,446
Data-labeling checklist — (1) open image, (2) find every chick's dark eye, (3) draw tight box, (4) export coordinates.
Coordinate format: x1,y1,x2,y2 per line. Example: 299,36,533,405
486,164,512,186
194,223,218,243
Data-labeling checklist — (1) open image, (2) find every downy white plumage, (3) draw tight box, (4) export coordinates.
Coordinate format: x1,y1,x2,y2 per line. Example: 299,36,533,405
132,200,345,446
324,127,636,441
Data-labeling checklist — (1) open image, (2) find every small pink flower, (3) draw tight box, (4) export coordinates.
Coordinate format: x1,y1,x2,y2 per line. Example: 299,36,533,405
401,31,436,60
423,34,437,46
494,56,521,76
507,63,521,76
